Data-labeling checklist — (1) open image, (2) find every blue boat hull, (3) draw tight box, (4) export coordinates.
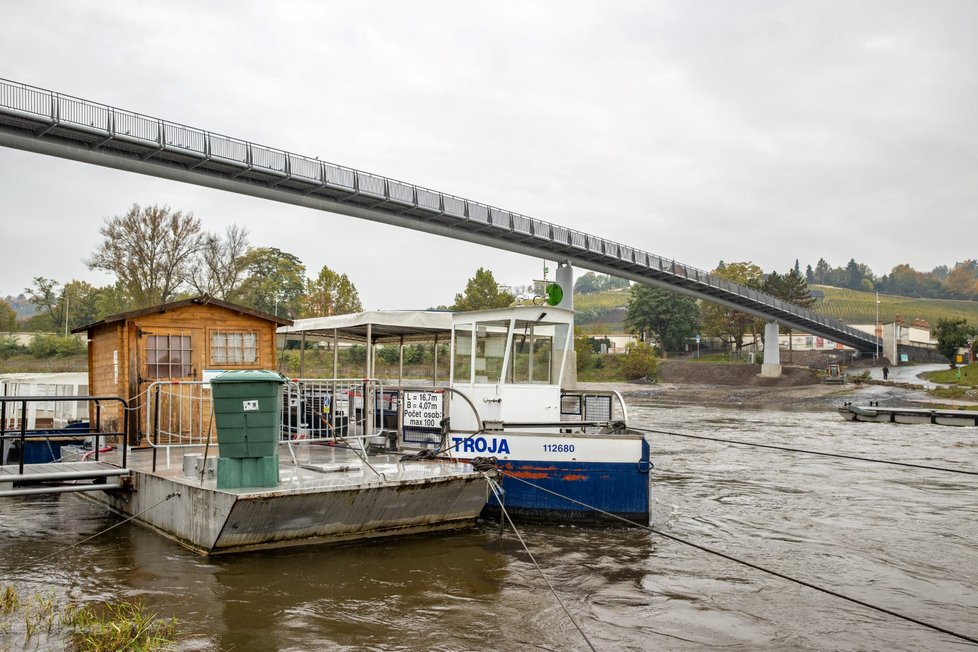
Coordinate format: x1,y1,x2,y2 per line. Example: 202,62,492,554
482,443,652,525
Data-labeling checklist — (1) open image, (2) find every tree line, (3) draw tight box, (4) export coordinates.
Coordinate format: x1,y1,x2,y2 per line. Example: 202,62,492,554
622,259,973,366
3,203,366,334
802,257,978,300
1,204,531,336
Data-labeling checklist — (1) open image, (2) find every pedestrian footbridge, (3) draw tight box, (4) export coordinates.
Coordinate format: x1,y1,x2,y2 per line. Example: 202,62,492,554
0,78,879,359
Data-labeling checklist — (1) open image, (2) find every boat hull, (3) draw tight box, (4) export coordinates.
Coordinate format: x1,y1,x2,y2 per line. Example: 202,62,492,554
449,431,652,525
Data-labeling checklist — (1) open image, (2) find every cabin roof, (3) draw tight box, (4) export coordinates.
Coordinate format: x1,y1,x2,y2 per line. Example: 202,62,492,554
279,305,575,344
71,296,293,334
279,310,453,344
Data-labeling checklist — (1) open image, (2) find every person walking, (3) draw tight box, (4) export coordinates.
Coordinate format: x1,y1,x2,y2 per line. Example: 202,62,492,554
882,366,889,380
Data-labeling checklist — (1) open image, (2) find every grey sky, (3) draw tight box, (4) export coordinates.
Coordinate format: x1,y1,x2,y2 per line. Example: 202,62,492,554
2,0,976,309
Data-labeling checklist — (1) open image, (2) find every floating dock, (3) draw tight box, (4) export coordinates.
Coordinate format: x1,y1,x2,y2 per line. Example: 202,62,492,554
80,445,489,555
838,404,978,427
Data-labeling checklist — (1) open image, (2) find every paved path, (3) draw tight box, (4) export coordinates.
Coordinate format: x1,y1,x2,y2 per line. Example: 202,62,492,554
864,363,948,384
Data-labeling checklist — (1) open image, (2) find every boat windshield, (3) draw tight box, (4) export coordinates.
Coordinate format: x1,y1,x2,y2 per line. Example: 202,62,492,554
451,313,570,386
508,319,559,384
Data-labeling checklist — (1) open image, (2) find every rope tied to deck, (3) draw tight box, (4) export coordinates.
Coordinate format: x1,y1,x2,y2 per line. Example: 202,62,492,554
484,475,597,652
5,491,181,576
496,470,978,646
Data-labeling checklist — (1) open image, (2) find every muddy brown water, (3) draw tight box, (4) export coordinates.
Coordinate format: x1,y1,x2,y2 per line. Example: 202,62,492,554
2,399,977,651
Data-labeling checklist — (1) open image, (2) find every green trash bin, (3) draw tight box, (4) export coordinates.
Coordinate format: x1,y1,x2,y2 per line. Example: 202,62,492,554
210,369,286,489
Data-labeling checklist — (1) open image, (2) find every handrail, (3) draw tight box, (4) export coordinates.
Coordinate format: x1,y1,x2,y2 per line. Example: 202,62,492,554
0,76,880,352
0,395,129,473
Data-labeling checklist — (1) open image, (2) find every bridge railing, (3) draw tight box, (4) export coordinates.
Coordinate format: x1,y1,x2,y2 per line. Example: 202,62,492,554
0,77,877,349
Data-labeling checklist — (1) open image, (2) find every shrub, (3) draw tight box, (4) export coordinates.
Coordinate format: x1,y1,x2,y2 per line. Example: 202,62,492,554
619,341,659,381
27,334,86,357
0,335,25,358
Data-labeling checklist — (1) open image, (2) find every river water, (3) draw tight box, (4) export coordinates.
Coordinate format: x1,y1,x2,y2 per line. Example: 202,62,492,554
2,395,977,651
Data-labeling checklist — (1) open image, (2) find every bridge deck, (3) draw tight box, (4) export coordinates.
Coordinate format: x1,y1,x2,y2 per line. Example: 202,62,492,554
0,77,880,353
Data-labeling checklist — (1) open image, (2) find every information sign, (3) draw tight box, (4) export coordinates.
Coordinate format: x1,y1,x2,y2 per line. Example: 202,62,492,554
403,391,443,429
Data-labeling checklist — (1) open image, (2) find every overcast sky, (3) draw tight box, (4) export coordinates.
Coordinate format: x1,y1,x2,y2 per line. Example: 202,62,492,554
2,0,976,309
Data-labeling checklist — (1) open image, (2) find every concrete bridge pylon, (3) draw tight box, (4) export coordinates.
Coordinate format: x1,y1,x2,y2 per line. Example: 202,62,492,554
761,320,782,378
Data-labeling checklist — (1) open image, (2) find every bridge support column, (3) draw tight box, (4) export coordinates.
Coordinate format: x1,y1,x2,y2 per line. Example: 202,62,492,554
556,262,577,389
761,321,781,378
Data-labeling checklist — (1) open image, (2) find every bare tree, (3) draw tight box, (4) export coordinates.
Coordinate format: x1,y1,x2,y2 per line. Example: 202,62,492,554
186,225,251,300
87,204,204,307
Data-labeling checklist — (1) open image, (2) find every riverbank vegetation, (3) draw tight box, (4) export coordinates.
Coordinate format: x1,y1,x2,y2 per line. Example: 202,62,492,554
0,585,176,651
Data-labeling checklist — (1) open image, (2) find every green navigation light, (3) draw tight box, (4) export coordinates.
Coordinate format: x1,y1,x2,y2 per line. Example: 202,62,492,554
545,283,563,306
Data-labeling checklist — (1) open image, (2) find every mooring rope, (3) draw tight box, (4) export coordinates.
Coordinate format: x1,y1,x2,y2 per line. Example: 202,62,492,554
485,476,598,652
5,491,182,576
635,427,978,476
496,470,978,646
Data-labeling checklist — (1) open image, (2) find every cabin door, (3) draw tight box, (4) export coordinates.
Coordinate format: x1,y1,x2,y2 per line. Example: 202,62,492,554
135,328,204,443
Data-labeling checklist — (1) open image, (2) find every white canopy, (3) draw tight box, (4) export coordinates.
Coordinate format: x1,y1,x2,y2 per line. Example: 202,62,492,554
278,310,453,344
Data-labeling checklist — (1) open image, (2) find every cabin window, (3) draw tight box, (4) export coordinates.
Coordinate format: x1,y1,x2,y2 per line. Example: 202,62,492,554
211,331,259,365
474,320,510,384
145,335,193,379
508,322,552,384
453,325,472,383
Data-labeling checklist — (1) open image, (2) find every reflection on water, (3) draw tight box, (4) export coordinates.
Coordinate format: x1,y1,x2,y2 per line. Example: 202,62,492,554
2,403,977,650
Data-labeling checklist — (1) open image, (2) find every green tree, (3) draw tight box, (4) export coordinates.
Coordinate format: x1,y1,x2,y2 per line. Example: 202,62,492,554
624,285,699,356
302,265,363,317
451,268,515,311
701,261,764,351
0,299,16,332
24,277,63,332
87,203,204,307
61,280,103,332
805,264,815,284
814,258,830,284
933,317,977,368
845,258,862,290
236,247,306,318
574,272,601,294
763,269,816,309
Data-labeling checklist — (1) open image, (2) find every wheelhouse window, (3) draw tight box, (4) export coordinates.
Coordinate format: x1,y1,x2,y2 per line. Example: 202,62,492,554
452,325,472,384
508,320,568,384
211,331,258,365
474,320,510,384
146,335,192,379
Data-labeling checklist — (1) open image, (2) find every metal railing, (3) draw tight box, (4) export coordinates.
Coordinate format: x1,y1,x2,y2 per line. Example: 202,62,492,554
1,396,129,475
560,389,629,428
0,76,880,352
283,378,386,444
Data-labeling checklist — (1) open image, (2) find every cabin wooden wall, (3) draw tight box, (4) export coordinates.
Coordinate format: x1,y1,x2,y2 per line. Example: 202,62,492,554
85,303,280,445
86,323,126,435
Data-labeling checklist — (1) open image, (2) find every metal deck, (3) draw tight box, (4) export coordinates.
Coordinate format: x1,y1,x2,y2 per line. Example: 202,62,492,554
0,77,879,353
0,461,130,497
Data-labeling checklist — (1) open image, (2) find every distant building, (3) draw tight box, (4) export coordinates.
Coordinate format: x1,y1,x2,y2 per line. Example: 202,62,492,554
587,333,638,354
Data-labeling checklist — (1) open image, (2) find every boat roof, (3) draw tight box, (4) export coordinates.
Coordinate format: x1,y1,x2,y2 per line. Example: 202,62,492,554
279,310,454,344
279,306,575,344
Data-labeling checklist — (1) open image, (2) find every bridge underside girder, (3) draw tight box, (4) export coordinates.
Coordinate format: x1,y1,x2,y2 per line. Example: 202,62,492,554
0,79,879,353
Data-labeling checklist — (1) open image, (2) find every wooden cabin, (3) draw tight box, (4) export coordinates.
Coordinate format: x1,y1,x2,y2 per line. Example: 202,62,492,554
72,296,291,443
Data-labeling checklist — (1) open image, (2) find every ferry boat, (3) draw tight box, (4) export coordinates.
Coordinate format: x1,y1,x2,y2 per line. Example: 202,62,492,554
280,304,652,525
